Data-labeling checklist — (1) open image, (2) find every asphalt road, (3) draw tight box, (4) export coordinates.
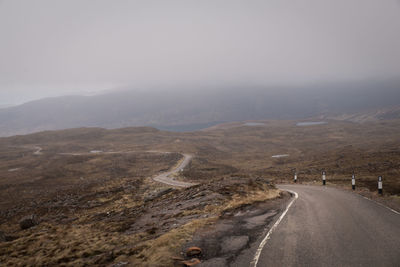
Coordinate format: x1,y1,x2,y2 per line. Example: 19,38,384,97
252,184,400,267
152,153,197,187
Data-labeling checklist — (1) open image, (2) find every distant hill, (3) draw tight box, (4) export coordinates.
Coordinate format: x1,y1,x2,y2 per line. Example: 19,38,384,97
328,106,400,123
0,80,399,136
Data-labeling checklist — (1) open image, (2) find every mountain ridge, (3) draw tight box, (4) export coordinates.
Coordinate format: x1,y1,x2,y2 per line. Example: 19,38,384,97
0,81,399,136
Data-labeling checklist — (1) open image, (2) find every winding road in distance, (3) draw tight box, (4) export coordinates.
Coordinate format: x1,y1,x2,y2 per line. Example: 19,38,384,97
247,184,400,267
41,146,196,188
153,154,197,187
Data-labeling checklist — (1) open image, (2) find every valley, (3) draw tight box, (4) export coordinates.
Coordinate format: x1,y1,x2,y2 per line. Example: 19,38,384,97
0,118,399,266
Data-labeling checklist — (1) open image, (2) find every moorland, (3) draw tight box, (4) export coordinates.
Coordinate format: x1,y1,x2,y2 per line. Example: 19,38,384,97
0,116,399,266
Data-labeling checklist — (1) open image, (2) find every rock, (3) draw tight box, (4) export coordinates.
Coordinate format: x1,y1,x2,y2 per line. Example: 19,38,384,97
144,188,173,202
182,258,201,266
0,231,15,242
192,191,209,198
0,231,5,242
156,188,173,197
19,214,38,230
186,247,202,257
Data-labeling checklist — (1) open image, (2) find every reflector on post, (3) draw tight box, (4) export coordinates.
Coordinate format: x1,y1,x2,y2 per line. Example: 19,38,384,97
378,176,383,195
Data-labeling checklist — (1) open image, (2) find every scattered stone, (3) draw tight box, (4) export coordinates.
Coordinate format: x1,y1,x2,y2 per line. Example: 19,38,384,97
19,215,39,230
182,258,201,266
186,247,202,257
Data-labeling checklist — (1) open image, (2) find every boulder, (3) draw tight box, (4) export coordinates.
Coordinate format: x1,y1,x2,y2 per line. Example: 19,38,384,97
0,231,5,242
19,215,38,230
0,231,15,242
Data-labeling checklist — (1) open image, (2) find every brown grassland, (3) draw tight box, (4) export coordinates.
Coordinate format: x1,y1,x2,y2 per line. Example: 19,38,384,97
0,118,399,266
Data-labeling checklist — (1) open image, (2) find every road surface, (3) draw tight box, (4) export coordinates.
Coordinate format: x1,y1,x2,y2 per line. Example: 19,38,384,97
153,154,197,187
251,184,400,267
33,146,42,155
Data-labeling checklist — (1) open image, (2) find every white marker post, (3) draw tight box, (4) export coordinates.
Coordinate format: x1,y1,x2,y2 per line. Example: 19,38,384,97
378,176,383,195
294,173,297,183
322,171,326,185
352,174,355,190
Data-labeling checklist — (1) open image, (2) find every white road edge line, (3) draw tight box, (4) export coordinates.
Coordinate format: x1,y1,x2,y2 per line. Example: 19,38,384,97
361,196,400,215
250,189,298,267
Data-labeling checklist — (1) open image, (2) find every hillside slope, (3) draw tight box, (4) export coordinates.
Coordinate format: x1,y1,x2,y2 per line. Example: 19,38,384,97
0,81,399,136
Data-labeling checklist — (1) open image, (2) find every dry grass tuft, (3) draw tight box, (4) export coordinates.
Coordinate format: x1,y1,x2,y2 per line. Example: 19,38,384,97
131,218,215,267
223,187,281,212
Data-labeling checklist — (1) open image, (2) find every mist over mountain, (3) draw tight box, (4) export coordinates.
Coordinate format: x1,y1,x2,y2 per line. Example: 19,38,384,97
0,80,398,136
1,0,399,137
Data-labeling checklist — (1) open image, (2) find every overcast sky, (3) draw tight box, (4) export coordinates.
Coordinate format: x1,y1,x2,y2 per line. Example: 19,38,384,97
1,0,400,105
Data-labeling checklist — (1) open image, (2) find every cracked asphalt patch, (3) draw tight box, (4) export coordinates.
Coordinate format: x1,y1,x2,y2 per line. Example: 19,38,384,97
183,191,291,266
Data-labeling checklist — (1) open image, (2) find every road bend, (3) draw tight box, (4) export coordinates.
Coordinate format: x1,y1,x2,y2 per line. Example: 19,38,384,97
152,153,197,188
253,184,400,267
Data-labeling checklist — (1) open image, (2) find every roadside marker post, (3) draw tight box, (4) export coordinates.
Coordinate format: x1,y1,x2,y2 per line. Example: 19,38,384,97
352,174,355,190
294,173,297,183
378,176,383,195
322,171,326,186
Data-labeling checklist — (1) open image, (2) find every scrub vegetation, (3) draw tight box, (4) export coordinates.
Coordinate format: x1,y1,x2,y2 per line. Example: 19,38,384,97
0,117,399,266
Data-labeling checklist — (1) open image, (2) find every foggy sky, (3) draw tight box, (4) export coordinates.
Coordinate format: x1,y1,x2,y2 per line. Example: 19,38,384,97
1,0,400,105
